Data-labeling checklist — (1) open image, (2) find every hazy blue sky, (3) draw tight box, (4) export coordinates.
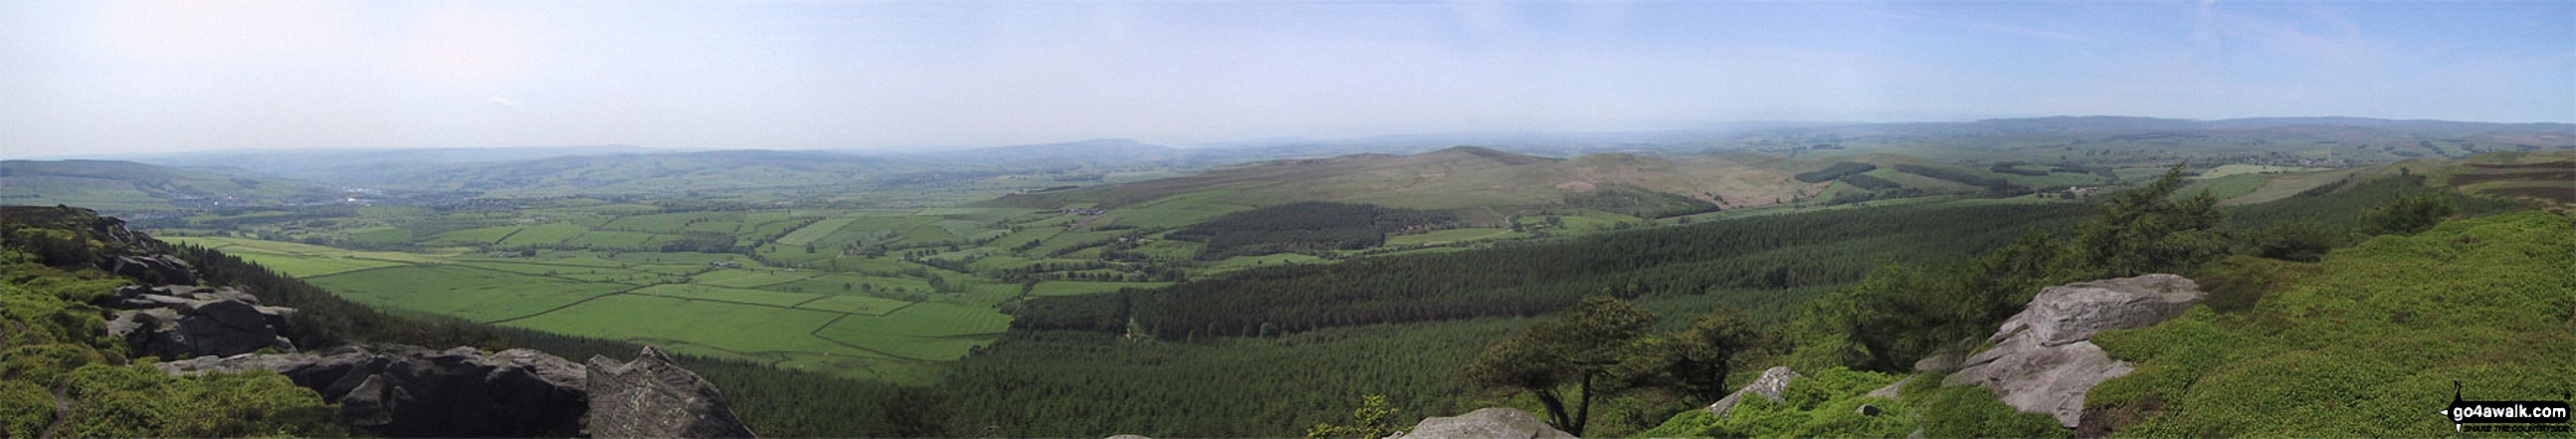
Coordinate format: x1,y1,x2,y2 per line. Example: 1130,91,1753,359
3,0,2570,156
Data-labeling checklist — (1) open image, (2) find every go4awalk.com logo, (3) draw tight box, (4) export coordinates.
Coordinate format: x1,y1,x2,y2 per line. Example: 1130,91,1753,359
2441,382,2571,433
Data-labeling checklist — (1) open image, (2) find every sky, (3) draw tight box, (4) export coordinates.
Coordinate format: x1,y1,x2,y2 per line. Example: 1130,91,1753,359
2,0,2571,156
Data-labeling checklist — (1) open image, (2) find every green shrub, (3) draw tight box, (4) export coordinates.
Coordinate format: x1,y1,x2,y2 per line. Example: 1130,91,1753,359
1914,383,2065,438
2361,193,2455,235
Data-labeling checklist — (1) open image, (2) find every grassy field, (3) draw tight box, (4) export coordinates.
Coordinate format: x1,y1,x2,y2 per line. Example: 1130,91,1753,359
1205,253,1327,273
1029,281,1173,297
1385,228,1519,246
2175,173,2272,201
776,217,859,246
188,235,1016,383
303,265,634,323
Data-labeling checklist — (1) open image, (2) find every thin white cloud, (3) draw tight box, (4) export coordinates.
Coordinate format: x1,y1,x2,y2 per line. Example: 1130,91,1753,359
487,97,522,107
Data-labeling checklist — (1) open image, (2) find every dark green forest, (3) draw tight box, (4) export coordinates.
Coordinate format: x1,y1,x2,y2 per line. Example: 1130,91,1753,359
1017,202,2090,339
1167,201,1455,259
1793,162,1879,183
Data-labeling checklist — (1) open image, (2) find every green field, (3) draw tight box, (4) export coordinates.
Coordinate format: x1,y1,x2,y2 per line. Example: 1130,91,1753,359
1386,228,1518,246
177,235,1020,382
811,302,1012,359
165,236,445,277
1205,253,1327,273
304,265,634,323
776,217,859,246
629,284,827,307
795,295,913,316
1028,281,1173,297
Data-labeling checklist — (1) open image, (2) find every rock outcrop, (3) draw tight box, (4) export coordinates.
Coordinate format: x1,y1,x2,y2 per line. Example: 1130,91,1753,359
1943,274,2204,428
586,346,757,438
1706,366,1801,418
106,254,196,286
1398,407,1574,439
161,343,591,437
104,285,296,358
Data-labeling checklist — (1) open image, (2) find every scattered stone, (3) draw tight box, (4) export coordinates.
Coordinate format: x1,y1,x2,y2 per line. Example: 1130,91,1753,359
1945,274,2205,428
1707,366,1801,418
1400,407,1574,439
586,345,757,438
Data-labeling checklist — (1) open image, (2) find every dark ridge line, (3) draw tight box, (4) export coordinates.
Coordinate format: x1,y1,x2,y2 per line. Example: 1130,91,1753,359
785,294,833,309
489,227,525,245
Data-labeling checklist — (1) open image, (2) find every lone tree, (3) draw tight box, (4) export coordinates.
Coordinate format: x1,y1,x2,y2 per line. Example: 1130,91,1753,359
1459,296,1656,436
2071,162,2228,278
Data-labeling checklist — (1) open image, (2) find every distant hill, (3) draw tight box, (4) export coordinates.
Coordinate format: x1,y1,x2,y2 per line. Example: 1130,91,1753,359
0,159,338,212
1720,116,2576,166
324,149,897,198
987,145,1983,220
126,144,662,180
900,138,1189,167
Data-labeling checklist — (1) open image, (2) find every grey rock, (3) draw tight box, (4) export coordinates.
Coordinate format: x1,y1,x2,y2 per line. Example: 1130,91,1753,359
339,374,396,428
1982,274,2202,347
1706,366,1800,418
174,300,291,356
107,254,195,286
106,287,294,359
160,343,591,437
1400,407,1574,439
1913,343,1968,373
1866,375,1915,401
1944,274,2204,428
586,345,756,438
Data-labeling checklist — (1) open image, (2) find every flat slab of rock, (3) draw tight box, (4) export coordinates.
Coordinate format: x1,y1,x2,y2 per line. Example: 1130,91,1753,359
1400,407,1573,439
1945,274,2203,428
1706,366,1800,418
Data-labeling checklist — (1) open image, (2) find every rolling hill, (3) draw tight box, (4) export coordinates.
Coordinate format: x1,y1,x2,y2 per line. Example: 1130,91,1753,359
0,159,339,212
1719,116,2576,167
986,146,2017,224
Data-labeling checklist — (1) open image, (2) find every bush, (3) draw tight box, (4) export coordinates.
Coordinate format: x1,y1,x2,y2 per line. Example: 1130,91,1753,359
2361,193,2454,236
2244,220,2346,263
